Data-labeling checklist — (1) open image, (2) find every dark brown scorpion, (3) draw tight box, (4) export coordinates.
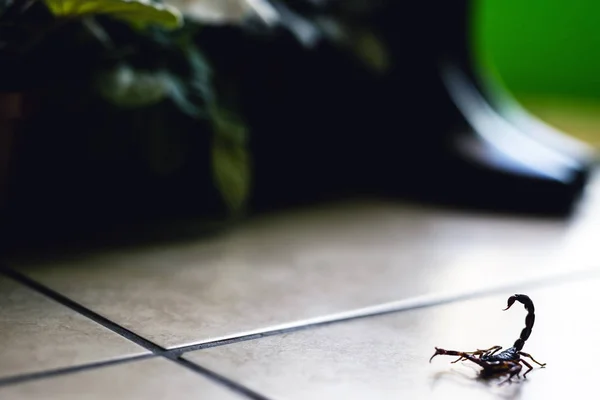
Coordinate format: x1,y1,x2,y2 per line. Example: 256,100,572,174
429,294,546,384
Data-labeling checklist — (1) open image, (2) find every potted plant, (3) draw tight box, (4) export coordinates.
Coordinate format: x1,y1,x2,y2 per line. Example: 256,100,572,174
0,0,251,246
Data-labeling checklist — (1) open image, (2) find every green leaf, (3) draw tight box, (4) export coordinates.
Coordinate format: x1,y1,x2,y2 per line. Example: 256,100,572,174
211,107,251,213
166,43,213,118
94,64,169,108
43,0,183,30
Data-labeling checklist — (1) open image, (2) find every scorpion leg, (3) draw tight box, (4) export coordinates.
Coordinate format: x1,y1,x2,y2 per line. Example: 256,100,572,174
480,345,502,353
520,359,533,378
499,362,522,385
483,345,503,357
519,351,546,367
450,345,502,363
429,348,490,369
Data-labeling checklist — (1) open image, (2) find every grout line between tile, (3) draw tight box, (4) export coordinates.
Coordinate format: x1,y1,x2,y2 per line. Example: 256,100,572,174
168,266,600,356
0,267,161,351
0,267,273,400
165,355,273,400
0,354,155,387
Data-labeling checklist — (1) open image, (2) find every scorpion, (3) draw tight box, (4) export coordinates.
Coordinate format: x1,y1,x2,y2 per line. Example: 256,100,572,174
429,294,546,384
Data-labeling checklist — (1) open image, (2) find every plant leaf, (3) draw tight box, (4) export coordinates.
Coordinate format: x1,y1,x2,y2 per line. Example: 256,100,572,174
94,64,168,108
43,0,183,30
165,42,213,118
211,107,251,213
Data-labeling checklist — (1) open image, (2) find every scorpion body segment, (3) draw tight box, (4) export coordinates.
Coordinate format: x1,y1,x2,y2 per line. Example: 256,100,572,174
429,294,546,384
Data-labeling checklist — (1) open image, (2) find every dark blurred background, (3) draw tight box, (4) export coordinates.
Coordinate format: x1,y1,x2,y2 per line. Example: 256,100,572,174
0,0,598,253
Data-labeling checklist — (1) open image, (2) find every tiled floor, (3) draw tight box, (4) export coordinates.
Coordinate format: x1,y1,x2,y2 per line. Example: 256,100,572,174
0,358,244,400
3,92,600,400
2,167,600,399
186,279,600,400
0,275,146,378
9,202,574,349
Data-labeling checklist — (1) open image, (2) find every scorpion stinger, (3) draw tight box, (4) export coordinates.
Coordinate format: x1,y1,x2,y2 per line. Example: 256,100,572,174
430,294,546,385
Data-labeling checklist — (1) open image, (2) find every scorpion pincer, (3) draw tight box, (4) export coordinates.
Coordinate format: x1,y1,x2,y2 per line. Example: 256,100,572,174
429,294,546,384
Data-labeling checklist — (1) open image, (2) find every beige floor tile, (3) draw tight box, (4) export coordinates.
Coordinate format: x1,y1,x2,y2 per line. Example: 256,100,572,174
0,357,243,400
185,278,600,399
11,199,594,349
0,275,147,379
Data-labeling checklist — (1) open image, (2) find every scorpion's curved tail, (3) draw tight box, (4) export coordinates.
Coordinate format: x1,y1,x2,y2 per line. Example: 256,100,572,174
503,294,535,351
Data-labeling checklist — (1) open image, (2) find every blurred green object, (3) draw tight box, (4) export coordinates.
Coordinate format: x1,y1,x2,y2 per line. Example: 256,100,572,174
43,0,182,29
210,106,251,215
475,0,600,100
